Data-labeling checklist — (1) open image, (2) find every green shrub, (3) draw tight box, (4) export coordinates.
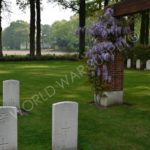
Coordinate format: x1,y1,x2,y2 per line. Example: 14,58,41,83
126,45,150,69
0,54,79,61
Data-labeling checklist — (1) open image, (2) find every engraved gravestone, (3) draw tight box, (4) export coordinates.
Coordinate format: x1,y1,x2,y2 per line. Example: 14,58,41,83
3,80,20,108
146,60,150,70
136,59,140,69
0,106,17,150
52,101,78,150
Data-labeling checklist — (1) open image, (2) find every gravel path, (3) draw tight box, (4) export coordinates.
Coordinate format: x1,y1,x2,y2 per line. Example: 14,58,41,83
3,50,78,56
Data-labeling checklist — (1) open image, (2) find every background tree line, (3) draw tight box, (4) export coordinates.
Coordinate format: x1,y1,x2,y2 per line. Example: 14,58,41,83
2,17,79,52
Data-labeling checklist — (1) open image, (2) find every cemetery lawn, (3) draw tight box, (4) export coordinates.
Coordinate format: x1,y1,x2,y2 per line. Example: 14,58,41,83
0,61,150,150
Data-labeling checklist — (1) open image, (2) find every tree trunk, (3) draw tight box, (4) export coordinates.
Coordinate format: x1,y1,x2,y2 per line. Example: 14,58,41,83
26,40,28,50
30,0,36,57
129,15,135,46
145,11,149,44
79,0,85,59
104,0,109,7
130,16,135,35
36,0,41,56
0,1,3,57
140,12,146,44
140,10,149,45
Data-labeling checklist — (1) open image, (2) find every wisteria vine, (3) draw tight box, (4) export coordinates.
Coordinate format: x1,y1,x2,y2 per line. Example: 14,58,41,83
86,8,130,94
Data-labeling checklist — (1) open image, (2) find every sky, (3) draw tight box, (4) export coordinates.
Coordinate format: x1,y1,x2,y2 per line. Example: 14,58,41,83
2,0,74,29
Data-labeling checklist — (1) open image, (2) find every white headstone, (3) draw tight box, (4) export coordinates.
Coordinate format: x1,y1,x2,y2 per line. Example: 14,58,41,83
3,80,20,108
52,101,78,150
136,59,141,69
146,60,150,70
127,59,131,68
0,106,17,150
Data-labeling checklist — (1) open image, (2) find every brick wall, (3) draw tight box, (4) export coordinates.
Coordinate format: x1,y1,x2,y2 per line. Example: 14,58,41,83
109,52,124,91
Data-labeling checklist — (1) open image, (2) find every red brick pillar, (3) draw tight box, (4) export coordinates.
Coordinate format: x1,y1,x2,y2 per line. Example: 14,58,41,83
95,52,124,107
109,52,124,91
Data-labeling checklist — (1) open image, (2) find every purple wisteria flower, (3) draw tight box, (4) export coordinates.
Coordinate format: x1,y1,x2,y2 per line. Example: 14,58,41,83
86,7,130,91
104,8,114,16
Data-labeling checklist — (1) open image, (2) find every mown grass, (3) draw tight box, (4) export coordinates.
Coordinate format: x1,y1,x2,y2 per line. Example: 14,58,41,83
0,61,150,150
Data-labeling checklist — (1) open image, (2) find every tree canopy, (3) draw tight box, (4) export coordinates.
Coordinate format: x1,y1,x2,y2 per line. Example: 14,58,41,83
3,20,29,50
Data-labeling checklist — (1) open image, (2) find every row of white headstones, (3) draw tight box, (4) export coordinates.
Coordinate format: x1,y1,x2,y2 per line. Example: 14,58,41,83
0,80,78,150
127,59,150,70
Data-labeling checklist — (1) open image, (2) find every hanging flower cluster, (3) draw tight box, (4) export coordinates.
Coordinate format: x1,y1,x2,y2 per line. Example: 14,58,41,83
86,8,130,93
